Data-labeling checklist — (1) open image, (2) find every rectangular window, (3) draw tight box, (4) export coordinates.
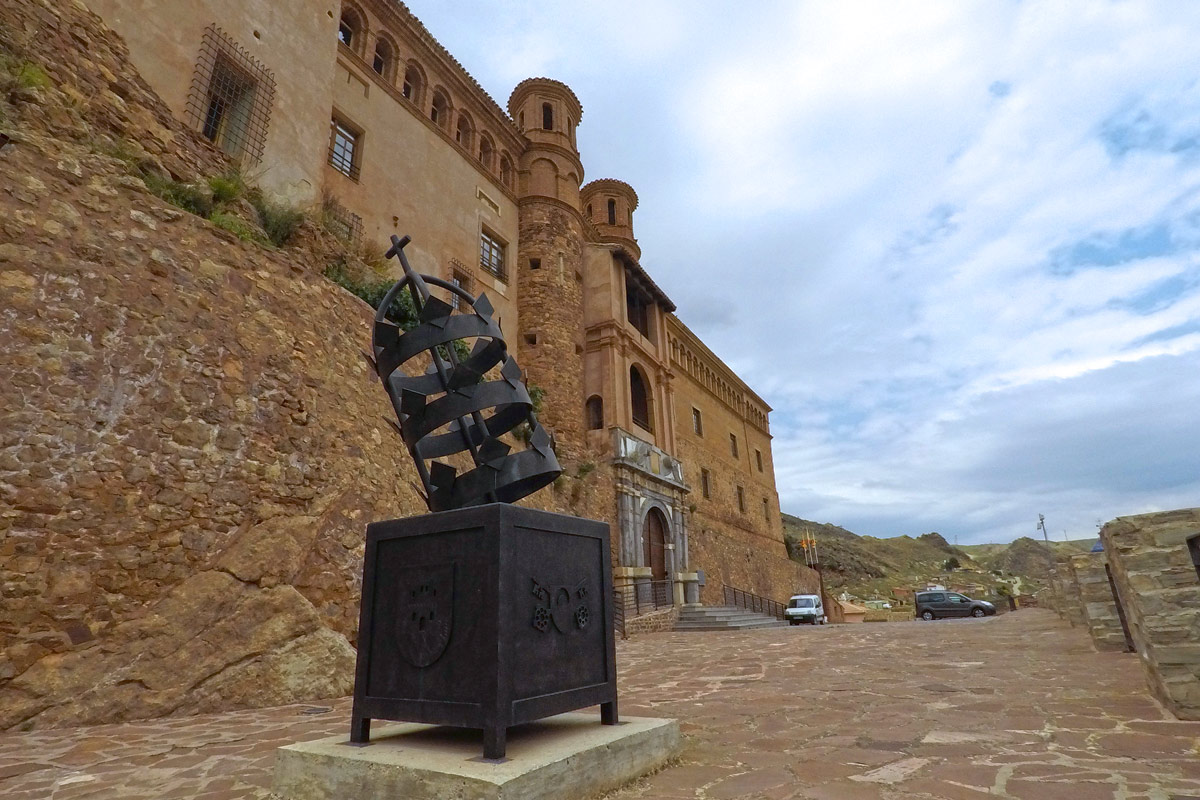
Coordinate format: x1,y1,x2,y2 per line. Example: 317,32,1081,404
701,468,710,499
322,197,362,245
328,118,361,180
692,407,703,436
762,497,769,520
480,230,507,280
730,433,739,459
755,449,763,472
736,485,745,513
186,26,275,165
449,270,471,310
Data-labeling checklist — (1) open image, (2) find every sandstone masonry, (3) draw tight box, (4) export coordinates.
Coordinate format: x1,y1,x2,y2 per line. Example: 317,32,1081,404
1099,508,1200,720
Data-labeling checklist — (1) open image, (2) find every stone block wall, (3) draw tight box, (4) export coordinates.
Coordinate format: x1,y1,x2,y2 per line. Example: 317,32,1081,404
1069,552,1131,653
689,524,820,607
1054,554,1086,628
1100,508,1200,720
622,605,680,637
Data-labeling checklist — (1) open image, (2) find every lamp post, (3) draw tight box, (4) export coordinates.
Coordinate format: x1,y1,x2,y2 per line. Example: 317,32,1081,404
1037,514,1049,543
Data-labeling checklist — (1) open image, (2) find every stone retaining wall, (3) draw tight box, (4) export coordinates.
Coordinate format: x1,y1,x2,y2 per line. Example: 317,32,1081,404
623,606,681,637
1069,551,1132,653
1100,508,1200,720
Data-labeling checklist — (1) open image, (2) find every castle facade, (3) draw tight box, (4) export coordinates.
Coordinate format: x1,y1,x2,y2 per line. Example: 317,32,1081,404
87,0,815,605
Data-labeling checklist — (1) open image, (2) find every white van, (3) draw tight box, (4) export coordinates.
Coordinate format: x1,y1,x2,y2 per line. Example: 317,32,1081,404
784,594,826,625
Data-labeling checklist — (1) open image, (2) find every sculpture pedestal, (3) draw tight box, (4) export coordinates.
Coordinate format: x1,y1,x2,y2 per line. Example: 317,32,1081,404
274,712,680,800
351,504,618,759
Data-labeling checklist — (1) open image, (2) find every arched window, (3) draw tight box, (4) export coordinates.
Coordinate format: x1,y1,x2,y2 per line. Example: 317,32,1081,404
402,62,423,102
630,365,652,432
479,133,494,170
587,203,593,218
542,102,553,130
586,395,604,430
499,153,513,188
455,113,473,147
518,111,524,130
372,37,394,79
430,89,450,129
607,198,616,225
338,7,363,49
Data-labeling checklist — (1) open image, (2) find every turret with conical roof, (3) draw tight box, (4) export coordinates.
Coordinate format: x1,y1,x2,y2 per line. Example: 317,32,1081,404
582,178,640,260
508,78,588,458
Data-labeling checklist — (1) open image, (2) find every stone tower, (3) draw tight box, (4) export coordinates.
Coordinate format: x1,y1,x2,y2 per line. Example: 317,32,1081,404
508,78,587,459
582,178,640,260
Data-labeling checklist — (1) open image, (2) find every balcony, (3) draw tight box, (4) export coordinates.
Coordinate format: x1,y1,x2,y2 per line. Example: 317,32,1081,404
611,427,687,490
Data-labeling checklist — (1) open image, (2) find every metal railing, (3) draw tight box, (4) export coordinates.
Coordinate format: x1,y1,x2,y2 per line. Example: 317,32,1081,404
614,580,673,621
723,584,786,620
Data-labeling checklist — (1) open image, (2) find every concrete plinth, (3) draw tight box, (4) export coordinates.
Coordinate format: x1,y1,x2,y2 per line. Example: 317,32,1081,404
272,712,681,800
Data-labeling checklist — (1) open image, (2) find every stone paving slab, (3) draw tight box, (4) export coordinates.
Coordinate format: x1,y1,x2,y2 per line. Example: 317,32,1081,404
1,610,1198,799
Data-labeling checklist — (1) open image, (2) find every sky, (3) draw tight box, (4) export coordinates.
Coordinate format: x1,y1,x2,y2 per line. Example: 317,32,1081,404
407,0,1200,545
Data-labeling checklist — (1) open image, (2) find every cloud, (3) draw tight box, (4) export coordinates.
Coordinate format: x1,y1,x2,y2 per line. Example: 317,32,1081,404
406,0,1200,543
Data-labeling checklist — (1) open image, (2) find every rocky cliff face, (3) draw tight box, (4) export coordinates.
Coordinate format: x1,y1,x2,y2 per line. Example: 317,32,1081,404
0,0,611,730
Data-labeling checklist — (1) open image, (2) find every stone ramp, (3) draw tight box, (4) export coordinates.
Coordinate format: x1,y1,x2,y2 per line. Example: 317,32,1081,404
673,605,787,631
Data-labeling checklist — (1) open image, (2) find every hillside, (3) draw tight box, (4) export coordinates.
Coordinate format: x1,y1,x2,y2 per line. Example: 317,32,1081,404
780,514,1089,603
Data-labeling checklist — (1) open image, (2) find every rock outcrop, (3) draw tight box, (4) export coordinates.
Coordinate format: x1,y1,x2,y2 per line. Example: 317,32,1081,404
0,0,614,730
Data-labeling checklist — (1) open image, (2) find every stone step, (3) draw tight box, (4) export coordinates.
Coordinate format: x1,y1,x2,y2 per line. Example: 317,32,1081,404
674,621,788,631
674,605,787,631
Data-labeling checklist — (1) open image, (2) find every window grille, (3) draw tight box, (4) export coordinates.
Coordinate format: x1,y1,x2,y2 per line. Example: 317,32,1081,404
449,267,471,310
329,120,360,180
186,25,275,165
324,199,362,245
692,407,703,436
480,231,507,280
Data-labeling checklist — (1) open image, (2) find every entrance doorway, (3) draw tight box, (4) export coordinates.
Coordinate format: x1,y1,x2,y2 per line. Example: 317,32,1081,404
643,508,668,581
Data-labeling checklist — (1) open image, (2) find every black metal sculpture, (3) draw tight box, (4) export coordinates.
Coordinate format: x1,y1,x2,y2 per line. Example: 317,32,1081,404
350,235,618,760
365,234,562,510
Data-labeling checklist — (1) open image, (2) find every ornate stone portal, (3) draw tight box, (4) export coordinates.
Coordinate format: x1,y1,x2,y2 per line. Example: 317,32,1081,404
350,235,618,759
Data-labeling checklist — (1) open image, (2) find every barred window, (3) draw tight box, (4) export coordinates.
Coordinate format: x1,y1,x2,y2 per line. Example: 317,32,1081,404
329,118,360,180
449,269,470,310
186,26,275,164
701,468,711,499
692,407,703,436
323,198,362,245
479,230,506,280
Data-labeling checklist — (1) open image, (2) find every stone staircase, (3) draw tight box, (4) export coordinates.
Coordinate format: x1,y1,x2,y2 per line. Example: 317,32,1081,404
673,605,788,631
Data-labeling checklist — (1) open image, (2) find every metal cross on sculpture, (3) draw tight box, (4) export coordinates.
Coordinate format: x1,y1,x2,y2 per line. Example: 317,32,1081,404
364,234,561,511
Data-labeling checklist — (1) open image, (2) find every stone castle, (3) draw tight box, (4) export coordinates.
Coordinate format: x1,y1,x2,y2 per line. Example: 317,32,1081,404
0,0,816,727
85,0,816,607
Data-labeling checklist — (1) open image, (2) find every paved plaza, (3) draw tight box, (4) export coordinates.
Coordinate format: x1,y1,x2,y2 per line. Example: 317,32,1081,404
1,609,1197,799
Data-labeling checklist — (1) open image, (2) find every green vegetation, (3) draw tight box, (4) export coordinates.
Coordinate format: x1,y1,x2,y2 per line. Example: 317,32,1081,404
323,258,417,327
251,194,305,247
0,53,52,94
141,172,213,217
94,139,307,248
210,211,269,246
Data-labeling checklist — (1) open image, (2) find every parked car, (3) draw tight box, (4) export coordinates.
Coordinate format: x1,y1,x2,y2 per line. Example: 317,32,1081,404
784,594,826,625
914,591,995,620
